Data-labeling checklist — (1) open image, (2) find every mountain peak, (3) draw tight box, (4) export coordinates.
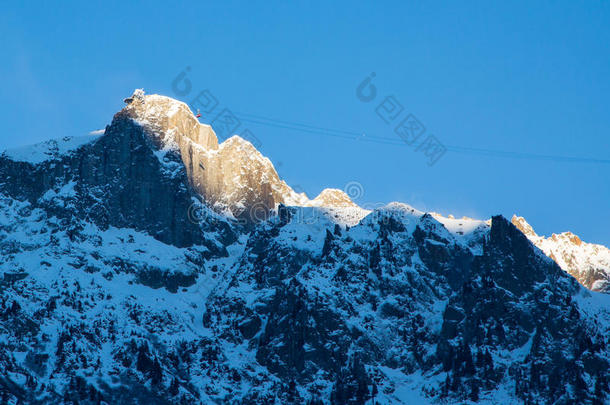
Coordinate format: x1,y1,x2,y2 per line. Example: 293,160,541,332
123,89,219,151
222,134,257,148
550,231,582,246
310,188,357,208
511,214,538,237
512,214,610,292
119,90,367,222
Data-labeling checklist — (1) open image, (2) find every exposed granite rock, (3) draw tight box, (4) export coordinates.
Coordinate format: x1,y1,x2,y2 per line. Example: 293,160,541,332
122,91,308,223
0,109,236,252
512,215,610,292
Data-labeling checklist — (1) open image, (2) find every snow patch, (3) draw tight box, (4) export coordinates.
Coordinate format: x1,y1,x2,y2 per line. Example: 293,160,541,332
1,134,102,164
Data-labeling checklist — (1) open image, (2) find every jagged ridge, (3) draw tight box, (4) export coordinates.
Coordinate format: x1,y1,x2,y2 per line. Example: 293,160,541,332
0,90,609,404
512,215,610,292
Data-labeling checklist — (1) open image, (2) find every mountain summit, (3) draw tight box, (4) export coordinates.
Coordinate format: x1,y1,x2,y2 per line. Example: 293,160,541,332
121,89,367,224
512,215,610,292
0,90,609,404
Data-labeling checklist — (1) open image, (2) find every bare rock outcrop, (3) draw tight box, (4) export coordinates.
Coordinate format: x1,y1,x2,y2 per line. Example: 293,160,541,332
512,215,610,291
123,90,354,222
310,188,358,208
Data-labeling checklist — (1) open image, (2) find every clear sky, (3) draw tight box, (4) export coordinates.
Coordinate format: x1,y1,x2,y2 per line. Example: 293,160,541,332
2,1,609,245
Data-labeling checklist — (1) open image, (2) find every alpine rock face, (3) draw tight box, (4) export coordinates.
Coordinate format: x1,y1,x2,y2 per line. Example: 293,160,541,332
0,90,609,404
512,215,610,293
121,90,365,223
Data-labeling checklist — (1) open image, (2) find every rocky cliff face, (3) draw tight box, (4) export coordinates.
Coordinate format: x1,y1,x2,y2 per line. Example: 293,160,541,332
0,109,234,253
122,90,351,223
512,215,610,292
0,90,609,404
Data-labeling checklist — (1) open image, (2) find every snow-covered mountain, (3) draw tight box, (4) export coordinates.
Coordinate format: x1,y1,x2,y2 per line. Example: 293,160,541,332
512,215,610,293
0,90,609,404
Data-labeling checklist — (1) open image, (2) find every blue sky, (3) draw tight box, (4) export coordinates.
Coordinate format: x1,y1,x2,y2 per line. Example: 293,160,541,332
2,1,609,245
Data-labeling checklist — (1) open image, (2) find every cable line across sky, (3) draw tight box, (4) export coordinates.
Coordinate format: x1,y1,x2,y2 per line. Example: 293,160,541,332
233,111,610,165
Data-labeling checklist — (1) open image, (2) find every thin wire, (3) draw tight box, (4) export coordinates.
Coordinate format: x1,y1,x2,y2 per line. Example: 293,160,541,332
233,111,610,164
236,111,363,138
